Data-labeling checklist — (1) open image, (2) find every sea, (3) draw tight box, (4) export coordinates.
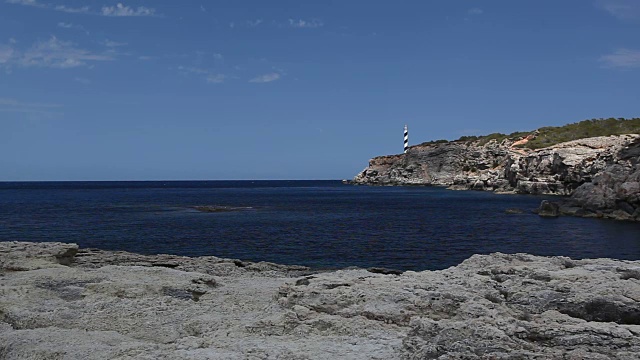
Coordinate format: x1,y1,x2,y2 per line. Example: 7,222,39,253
1,180,639,271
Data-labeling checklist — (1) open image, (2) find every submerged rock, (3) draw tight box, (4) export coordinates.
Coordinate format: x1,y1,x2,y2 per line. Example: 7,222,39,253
535,200,560,217
192,205,253,213
1,242,640,359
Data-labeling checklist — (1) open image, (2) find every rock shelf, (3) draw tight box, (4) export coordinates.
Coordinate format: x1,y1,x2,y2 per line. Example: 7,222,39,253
1,241,639,359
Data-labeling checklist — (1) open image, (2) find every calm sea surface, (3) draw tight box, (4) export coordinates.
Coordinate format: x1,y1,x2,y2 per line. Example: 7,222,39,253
1,180,639,271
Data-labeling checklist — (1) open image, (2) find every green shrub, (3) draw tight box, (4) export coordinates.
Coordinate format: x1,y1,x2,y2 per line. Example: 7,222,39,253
524,118,640,149
412,118,640,150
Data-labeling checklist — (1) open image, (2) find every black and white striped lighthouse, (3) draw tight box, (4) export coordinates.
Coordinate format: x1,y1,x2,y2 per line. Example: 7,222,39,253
403,125,409,153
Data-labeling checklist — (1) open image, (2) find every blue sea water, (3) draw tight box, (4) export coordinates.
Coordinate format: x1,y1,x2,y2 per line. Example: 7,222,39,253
0,180,639,271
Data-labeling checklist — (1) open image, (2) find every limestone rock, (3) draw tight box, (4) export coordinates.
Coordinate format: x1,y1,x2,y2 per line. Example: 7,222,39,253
353,135,639,196
535,200,560,217
2,242,640,359
0,241,79,271
353,134,640,221
548,138,640,221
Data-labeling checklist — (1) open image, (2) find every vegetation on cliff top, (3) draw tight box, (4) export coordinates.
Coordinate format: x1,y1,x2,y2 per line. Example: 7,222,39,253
417,118,640,150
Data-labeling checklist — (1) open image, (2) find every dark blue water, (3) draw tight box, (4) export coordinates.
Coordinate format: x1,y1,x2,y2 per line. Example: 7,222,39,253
1,180,639,271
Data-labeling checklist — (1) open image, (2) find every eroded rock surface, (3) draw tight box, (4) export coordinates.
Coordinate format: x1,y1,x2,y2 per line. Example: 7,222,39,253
1,242,640,359
548,138,640,221
354,135,638,194
354,134,640,220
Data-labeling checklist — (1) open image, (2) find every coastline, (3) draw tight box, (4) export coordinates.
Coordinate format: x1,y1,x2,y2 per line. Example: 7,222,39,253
352,134,640,222
2,241,640,359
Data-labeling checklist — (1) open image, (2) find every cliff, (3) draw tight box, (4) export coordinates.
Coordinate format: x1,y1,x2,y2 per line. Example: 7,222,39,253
2,241,640,359
353,134,640,220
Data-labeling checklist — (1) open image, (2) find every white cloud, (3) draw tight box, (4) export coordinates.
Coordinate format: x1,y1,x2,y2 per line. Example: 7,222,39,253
206,74,225,83
597,0,640,20
9,38,17,44
249,72,280,83
468,8,483,15
288,18,323,28
74,77,91,84
247,19,263,27
600,49,640,68
178,65,207,74
213,53,223,60
7,0,88,13
7,0,158,17
229,22,235,28
178,65,226,84
1,36,114,69
0,97,63,116
6,0,46,8
101,3,156,17
54,4,89,13
200,5,206,12
57,22,89,34
0,45,14,64
103,39,127,47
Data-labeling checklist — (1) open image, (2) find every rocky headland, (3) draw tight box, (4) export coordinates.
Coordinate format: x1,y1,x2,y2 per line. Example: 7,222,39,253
353,133,640,221
2,241,640,359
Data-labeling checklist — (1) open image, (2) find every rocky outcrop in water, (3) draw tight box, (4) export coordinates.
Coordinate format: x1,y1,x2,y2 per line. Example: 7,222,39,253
2,241,640,359
354,134,640,220
543,138,640,221
354,135,639,194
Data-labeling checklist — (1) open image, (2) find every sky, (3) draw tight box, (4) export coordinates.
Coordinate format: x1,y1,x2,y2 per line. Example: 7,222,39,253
1,0,639,181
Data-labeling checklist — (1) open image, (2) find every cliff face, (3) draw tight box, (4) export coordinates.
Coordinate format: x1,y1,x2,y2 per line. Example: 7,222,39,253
354,134,639,194
353,134,640,220
549,138,640,221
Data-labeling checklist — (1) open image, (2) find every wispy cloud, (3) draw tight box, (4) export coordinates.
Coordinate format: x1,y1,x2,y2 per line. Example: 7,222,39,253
54,4,89,13
6,0,89,13
247,19,263,27
57,22,89,34
468,8,483,15
206,74,225,83
177,65,226,84
6,0,46,9
103,39,127,47
288,18,323,28
6,0,158,17
74,77,91,84
249,72,280,83
101,3,156,17
0,45,14,65
1,36,115,70
597,0,640,20
600,49,640,68
0,97,62,116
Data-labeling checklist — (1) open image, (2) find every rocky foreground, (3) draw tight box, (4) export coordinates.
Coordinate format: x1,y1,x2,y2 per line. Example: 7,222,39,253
353,134,640,221
1,242,640,359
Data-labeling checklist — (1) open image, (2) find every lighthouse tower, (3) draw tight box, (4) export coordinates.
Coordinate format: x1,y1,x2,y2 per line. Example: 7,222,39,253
403,125,409,154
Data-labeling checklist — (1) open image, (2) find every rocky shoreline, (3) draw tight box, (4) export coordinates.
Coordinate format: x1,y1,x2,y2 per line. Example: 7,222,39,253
2,241,640,359
353,134,640,221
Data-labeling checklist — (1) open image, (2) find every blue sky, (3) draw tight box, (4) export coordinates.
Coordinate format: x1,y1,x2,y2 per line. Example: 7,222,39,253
1,0,639,180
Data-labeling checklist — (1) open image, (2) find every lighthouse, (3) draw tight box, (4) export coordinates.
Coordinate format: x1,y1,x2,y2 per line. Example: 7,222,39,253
403,125,409,153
